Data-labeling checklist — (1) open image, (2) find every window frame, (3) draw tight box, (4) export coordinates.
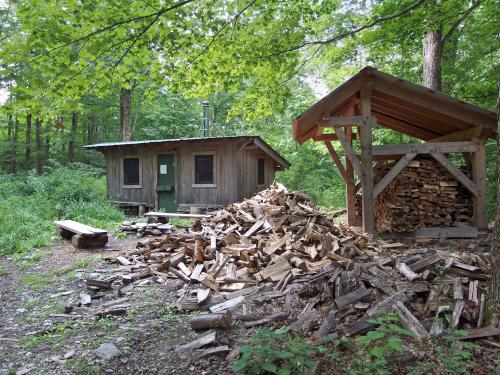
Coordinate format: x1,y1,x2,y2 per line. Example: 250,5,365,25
257,157,265,186
192,151,217,188
122,155,142,188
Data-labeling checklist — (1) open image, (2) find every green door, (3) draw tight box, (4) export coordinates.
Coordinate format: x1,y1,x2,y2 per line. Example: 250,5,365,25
157,154,176,212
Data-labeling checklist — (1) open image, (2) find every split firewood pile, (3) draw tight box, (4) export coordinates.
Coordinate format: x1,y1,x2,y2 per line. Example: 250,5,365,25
95,185,497,352
372,157,473,232
119,221,174,237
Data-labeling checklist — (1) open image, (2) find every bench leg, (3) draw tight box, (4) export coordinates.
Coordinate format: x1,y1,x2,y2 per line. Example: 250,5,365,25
57,227,74,240
71,234,108,249
138,204,145,216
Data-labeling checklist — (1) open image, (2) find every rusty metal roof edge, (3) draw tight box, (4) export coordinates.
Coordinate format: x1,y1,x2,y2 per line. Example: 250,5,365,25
84,135,291,168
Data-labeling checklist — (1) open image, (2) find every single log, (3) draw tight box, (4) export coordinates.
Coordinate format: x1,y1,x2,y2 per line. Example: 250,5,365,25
396,263,420,281
190,312,233,330
243,312,287,328
334,286,369,309
316,309,337,338
72,234,108,248
392,301,428,339
175,331,217,352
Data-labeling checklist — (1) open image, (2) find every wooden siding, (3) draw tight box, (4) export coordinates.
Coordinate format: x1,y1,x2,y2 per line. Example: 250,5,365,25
104,139,279,209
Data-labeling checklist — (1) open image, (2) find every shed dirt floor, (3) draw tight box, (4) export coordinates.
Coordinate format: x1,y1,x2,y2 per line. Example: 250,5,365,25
0,237,232,375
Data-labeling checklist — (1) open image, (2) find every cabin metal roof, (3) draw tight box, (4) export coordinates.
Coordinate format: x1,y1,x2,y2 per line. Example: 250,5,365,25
84,135,290,169
293,66,497,144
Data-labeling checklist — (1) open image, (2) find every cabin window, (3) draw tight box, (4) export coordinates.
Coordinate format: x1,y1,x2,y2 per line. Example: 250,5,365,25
123,157,141,187
194,153,215,186
257,158,265,185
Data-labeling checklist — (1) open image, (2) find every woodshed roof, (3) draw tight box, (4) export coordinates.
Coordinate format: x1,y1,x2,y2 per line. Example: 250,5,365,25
293,66,497,144
84,135,291,169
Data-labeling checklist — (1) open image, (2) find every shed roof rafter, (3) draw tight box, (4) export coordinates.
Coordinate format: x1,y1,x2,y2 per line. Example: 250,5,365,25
293,67,497,144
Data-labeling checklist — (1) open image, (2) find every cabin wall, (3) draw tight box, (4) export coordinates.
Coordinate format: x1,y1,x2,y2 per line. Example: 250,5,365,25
105,146,156,206
238,148,277,200
104,140,278,209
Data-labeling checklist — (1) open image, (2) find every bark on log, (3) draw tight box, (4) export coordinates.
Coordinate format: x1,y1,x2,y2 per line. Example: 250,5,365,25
190,312,233,330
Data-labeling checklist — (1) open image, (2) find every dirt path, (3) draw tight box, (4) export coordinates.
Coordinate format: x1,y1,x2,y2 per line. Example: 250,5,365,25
0,237,232,375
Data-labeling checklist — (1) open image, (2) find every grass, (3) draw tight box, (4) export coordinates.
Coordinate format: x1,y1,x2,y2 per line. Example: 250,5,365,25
169,217,192,228
0,266,7,277
12,251,44,268
66,358,102,375
20,273,56,290
53,255,101,276
24,297,40,310
0,165,124,256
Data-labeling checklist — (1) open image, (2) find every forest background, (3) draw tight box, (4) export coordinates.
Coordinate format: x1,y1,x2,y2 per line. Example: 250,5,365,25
0,0,498,254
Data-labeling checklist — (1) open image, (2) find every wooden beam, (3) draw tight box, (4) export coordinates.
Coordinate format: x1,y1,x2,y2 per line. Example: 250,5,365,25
360,82,375,234
427,126,486,143
333,127,362,179
372,111,442,140
415,227,478,239
324,141,353,189
430,152,478,197
345,127,358,226
373,153,417,199
318,116,364,127
471,139,488,229
373,141,478,156
373,80,496,129
371,98,466,135
293,81,360,144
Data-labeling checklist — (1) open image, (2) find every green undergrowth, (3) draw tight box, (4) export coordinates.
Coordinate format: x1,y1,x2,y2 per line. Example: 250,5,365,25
0,164,124,255
233,314,480,375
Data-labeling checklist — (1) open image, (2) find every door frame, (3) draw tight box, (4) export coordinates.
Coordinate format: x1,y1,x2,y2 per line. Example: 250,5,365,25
154,152,177,210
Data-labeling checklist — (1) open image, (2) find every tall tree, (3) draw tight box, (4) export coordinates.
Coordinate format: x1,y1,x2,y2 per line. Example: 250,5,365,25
43,121,50,171
11,116,18,173
490,73,500,321
422,27,443,90
25,113,31,170
68,112,77,163
120,88,132,141
6,113,12,170
35,118,42,174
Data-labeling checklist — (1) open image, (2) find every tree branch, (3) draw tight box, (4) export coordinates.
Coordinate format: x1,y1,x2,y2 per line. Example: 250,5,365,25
442,0,484,43
266,0,426,58
29,0,193,61
186,0,257,68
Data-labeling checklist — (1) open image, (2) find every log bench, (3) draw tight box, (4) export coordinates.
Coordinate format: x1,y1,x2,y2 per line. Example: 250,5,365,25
54,220,108,248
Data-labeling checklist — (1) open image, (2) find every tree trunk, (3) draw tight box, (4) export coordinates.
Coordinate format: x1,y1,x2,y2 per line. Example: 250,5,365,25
11,116,18,174
44,121,50,171
490,73,500,321
68,112,77,163
6,114,12,171
87,115,96,145
120,87,132,141
25,114,32,170
35,119,42,174
422,27,443,91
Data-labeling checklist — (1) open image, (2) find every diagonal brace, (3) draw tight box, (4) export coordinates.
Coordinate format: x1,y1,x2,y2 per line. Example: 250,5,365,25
373,152,417,198
430,152,478,196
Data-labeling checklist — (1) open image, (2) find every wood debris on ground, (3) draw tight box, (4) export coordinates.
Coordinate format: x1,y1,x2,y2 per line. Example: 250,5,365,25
90,184,494,352
119,221,174,237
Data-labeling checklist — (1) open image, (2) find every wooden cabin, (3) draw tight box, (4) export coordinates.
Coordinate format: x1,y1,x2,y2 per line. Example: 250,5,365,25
293,66,497,238
85,136,290,213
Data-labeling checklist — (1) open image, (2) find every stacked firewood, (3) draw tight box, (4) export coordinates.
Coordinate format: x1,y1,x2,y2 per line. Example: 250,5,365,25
373,157,473,232
96,185,496,352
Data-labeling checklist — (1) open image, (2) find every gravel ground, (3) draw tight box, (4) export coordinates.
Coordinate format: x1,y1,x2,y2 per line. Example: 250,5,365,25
0,236,235,375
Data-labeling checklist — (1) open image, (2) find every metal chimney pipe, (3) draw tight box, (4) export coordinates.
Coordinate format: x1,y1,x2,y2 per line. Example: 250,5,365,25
202,101,210,137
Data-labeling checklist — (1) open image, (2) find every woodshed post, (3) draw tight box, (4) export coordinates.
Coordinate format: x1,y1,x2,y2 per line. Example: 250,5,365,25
360,82,375,234
345,127,358,226
471,137,488,229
